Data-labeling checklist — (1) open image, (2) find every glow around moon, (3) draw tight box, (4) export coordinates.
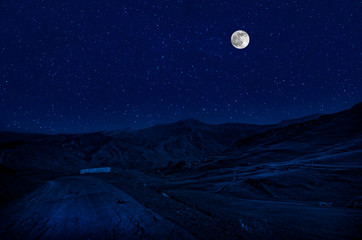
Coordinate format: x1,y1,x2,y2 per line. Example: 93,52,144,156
231,30,250,49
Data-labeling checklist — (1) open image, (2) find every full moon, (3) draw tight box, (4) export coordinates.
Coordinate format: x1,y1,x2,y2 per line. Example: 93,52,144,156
231,30,250,49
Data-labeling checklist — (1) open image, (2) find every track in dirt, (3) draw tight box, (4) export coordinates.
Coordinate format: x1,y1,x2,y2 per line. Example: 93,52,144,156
0,176,194,240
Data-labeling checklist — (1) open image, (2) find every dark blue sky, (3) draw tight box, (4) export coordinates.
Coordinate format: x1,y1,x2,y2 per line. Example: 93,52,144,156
1,0,361,133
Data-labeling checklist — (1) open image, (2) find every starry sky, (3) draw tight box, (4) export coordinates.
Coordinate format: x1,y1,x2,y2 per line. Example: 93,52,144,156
1,0,361,133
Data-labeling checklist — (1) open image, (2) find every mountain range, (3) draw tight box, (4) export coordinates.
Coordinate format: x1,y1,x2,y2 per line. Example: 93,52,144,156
0,103,361,239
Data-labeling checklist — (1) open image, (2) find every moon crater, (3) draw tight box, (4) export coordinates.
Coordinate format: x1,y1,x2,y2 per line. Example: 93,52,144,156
231,30,250,49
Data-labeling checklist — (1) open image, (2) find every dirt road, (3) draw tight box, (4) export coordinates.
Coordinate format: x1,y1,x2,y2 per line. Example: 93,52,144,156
0,176,194,240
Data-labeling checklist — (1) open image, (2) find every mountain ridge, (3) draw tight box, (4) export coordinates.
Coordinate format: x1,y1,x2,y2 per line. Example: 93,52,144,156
0,102,361,173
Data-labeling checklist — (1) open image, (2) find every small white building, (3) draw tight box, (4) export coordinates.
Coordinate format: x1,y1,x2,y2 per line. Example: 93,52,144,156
80,167,111,174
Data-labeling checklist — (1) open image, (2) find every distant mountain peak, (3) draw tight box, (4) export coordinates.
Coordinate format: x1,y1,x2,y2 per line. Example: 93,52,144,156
351,101,362,112
277,113,322,127
176,118,205,126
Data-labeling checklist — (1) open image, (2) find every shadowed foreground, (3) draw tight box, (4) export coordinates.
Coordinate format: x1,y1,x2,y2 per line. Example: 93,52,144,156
1,103,362,239
0,176,193,240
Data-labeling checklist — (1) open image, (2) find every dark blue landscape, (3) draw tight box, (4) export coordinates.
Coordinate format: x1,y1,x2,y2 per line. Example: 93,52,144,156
0,103,361,239
0,0,361,239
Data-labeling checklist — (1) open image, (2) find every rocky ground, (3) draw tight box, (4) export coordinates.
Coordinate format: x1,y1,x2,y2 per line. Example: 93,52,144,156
0,103,361,239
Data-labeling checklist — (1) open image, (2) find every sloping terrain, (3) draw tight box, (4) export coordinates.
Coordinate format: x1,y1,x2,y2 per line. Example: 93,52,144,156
0,103,361,239
0,176,194,240
0,115,320,173
91,119,271,171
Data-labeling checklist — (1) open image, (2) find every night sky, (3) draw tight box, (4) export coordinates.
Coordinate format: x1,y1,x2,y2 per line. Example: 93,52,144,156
1,0,361,134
